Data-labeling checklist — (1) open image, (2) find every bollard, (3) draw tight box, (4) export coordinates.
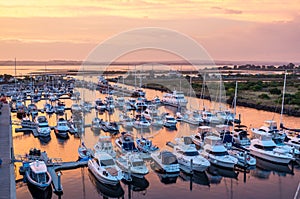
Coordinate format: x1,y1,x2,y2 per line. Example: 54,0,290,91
244,151,247,167
190,159,193,174
57,172,62,191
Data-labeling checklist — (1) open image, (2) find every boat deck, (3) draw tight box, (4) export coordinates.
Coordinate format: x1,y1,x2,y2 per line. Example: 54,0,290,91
0,104,16,199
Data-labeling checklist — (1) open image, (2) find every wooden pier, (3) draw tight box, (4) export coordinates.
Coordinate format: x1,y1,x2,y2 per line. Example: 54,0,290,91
0,104,16,199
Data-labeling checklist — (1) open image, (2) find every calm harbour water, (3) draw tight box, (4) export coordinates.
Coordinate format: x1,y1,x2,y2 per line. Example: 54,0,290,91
6,65,300,199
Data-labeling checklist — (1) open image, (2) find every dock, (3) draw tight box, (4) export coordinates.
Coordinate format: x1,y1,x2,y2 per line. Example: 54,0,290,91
0,104,16,199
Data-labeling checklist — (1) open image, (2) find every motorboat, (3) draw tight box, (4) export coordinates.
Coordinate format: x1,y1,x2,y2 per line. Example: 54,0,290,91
200,136,238,168
134,101,148,111
232,125,251,147
54,118,70,139
27,103,38,117
227,149,256,167
136,137,159,153
133,115,151,129
67,118,78,134
54,101,65,115
191,126,214,148
44,103,54,114
251,120,286,141
284,133,300,150
182,110,204,125
91,117,102,131
25,160,52,190
115,132,138,153
71,103,82,113
202,111,221,125
88,152,123,185
119,112,134,129
141,110,152,121
115,97,125,109
116,153,149,178
151,150,180,173
78,142,92,159
151,115,164,127
249,134,294,164
104,95,115,111
162,90,188,107
173,137,210,172
163,114,177,128
100,120,119,134
94,136,116,158
34,116,51,137
95,98,106,112
21,117,36,129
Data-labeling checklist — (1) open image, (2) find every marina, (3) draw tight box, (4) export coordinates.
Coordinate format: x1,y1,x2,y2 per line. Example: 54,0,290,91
0,68,299,199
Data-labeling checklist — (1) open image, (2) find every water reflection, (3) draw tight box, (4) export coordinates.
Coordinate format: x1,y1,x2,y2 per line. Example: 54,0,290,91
27,182,52,199
179,171,210,187
88,170,125,198
38,136,51,145
122,176,149,198
251,158,294,179
206,165,239,184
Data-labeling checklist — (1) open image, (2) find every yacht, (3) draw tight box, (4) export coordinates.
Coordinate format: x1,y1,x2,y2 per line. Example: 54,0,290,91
192,126,214,147
200,136,238,168
91,117,102,131
95,99,106,112
35,116,51,137
88,152,123,185
251,120,286,141
116,153,149,178
151,150,180,173
54,118,70,139
163,115,177,128
133,115,151,129
249,134,294,164
227,149,256,167
162,90,188,107
232,124,251,147
25,160,52,190
94,136,116,158
173,137,210,172
115,132,138,153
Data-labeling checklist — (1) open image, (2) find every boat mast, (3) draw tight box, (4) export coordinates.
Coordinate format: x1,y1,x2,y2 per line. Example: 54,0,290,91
234,81,238,116
280,71,287,126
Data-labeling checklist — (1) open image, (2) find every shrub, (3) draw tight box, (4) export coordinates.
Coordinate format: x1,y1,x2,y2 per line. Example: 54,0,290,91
269,88,281,95
258,93,270,99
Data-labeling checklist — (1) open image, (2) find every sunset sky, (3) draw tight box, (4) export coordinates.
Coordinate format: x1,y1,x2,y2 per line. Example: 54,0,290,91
0,0,300,63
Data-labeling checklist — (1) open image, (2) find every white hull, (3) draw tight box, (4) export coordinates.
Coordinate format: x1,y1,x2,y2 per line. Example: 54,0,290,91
249,149,292,164
88,160,122,185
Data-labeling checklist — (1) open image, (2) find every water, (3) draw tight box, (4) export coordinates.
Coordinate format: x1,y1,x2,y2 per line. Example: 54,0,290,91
7,66,300,199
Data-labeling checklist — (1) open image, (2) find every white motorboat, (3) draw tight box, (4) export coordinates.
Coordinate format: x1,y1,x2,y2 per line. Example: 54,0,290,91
173,137,210,172
88,152,123,185
91,117,102,131
151,150,180,173
232,125,251,147
163,115,177,128
251,120,286,141
202,111,221,125
162,90,188,107
116,153,149,178
34,116,51,137
119,113,134,129
21,117,36,129
249,134,294,164
182,110,204,125
141,110,152,121
78,142,92,159
134,101,148,111
67,118,78,134
284,134,300,150
115,97,125,109
94,136,116,158
54,118,70,139
151,115,164,127
25,160,52,190
71,103,82,112
227,149,256,167
133,115,151,129
200,136,238,168
44,103,54,114
191,126,214,148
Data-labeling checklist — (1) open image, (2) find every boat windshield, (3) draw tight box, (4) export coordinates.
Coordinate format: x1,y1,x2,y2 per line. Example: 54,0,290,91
100,159,115,166
273,138,284,145
183,151,199,156
209,151,229,156
132,161,144,167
